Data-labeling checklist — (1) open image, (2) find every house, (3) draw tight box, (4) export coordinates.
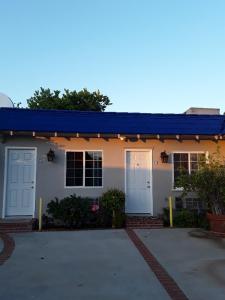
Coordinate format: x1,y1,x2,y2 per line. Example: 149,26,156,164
0,107,225,223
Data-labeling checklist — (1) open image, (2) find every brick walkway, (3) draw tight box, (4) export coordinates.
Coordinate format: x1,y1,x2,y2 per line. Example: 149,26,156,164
126,229,188,300
0,232,15,265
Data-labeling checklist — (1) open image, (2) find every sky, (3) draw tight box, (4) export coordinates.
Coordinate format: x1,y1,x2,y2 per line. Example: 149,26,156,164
0,0,225,113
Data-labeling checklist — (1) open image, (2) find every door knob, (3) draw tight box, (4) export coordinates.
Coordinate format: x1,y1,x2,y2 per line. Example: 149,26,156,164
147,186,150,188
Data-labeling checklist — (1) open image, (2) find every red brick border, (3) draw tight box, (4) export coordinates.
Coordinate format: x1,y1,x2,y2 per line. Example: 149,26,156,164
126,229,188,300
0,232,15,265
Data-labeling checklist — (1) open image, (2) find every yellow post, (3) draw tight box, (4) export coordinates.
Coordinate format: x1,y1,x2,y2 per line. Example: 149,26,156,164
112,210,115,229
39,197,43,231
169,196,173,228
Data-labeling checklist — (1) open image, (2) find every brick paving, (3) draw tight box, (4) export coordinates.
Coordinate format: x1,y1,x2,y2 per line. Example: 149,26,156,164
0,232,15,265
126,229,188,300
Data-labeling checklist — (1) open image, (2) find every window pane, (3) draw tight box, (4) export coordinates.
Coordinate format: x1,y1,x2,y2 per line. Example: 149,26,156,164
75,160,83,168
173,153,180,162
94,152,102,161
85,178,93,186
75,177,83,186
66,178,75,186
174,162,181,171
74,168,83,177
173,153,189,188
66,151,83,186
66,169,75,177
175,198,183,210
94,160,102,168
190,153,197,161
198,153,206,163
180,161,188,170
190,153,205,173
75,152,83,160
94,178,102,186
84,151,102,187
67,160,75,168
85,152,94,160
86,160,93,168
85,168,94,177
180,153,188,161
67,152,75,161
94,169,102,177
191,162,198,171
174,171,182,187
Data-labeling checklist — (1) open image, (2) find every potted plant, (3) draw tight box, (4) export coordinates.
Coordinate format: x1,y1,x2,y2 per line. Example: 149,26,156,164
178,149,225,234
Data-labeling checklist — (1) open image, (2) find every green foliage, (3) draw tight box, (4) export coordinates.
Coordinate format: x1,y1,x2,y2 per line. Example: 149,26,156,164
46,190,125,229
162,208,209,229
100,189,125,211
178,149,225,215
173,210,198,227
47,195,92,228
100,189,125,228
27,87,112,111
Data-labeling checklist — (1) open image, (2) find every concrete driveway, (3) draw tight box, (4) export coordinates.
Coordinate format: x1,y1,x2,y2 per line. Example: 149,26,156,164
136,228,225,300
0,230,169,300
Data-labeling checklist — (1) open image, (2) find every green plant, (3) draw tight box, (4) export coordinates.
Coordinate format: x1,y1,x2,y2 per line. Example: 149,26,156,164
100,189,125,228
162,208,209,229
178,149,225,215
173,209,198,227
47,194,92,228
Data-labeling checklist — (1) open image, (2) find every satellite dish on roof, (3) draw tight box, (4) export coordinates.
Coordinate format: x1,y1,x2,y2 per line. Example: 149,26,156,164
0,92,14,108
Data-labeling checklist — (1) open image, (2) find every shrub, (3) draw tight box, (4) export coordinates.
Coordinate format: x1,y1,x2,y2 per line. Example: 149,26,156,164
47,194,92,228
46,190,126,229
178,149,225,215
162,208,209,229
100,189,125,228
173,209,198,227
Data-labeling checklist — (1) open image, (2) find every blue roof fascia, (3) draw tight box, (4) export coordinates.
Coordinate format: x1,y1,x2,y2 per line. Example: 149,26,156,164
0,107,225,136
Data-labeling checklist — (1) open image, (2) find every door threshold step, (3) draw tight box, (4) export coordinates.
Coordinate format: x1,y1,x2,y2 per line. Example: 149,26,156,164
0,219,34,233
126,215,163,229
0,218,32,223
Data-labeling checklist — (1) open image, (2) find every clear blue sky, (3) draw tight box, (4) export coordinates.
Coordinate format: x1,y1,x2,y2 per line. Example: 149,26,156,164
0,0,225,113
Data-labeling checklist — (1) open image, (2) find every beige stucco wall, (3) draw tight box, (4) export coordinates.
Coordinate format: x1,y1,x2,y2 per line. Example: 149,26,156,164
1,136,225,217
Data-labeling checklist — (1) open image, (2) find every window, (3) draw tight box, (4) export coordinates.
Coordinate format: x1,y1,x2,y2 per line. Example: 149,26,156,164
175,197,204,211
173,152,205,188
66,151,102,187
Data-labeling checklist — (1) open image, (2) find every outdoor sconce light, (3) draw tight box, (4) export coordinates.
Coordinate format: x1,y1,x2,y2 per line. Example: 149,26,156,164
47,149,55,162
160,151,169,163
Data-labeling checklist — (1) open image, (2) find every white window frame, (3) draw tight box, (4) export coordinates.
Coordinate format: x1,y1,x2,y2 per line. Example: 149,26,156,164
172,151,206,191
64,150,103,188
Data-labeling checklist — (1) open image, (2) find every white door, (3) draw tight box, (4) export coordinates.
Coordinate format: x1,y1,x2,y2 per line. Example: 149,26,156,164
125,150,152,214
5,149,36,216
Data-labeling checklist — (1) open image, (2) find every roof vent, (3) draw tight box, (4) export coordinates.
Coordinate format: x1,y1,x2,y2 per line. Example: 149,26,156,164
184,107,220,115
0,92,14,108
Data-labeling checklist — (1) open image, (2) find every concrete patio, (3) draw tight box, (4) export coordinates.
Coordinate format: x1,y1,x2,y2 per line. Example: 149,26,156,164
136,228,225,300
1,228,225,300
0,230,169,300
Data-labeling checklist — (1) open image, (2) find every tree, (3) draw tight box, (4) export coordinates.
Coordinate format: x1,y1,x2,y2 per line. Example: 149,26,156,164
178,149,225,215
27,87,112,111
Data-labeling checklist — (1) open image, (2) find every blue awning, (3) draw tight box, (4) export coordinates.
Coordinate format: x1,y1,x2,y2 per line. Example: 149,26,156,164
0,107,225,135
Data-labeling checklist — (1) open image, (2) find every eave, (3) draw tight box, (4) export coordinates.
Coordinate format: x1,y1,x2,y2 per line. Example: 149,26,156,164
0,130,224,142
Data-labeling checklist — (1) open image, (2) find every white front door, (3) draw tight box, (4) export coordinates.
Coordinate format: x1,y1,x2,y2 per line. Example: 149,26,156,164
125,150,152,214
5,149,36,217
